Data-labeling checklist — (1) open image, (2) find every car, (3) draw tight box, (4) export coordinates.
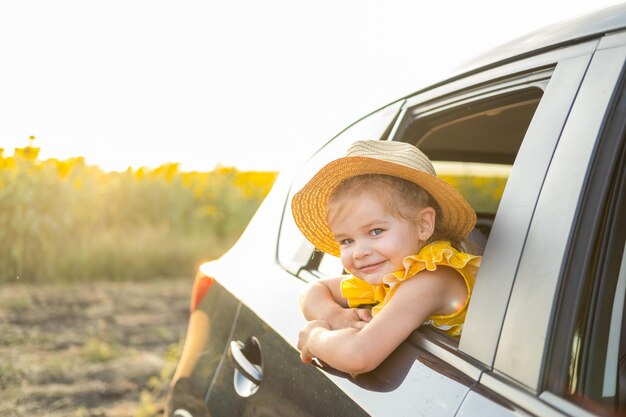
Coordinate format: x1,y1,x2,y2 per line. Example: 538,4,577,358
166,4,626,416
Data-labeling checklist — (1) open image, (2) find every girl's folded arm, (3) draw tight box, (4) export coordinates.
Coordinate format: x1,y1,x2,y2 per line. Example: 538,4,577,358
302,270,462,374
300,277,360,327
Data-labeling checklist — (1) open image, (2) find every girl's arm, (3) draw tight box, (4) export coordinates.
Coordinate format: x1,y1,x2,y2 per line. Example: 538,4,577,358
298,267,467,374
299,277,372,330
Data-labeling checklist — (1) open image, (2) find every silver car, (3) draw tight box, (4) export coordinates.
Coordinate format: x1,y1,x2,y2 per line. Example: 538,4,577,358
167,3,626,416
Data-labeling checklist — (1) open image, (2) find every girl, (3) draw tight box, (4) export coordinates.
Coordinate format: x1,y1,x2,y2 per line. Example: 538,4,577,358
291,140,481,375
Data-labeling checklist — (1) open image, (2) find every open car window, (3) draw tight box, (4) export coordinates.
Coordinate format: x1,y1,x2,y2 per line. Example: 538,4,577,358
310,74,548,279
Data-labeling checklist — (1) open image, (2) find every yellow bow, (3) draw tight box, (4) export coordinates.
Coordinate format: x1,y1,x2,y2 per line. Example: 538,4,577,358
341,277,390,309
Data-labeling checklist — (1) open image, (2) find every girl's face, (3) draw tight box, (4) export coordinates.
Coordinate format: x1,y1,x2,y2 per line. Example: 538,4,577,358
328,192,428,285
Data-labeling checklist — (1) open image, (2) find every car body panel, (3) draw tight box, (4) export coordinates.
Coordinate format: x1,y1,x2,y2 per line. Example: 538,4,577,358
456,388,534,417
313,340,474,417
183,281,240,397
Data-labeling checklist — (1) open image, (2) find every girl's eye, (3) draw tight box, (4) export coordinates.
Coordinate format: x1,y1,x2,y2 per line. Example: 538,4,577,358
340,238,353,246
370,228,383,236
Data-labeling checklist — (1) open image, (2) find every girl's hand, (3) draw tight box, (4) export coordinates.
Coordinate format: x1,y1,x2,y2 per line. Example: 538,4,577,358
350,308,373,329
297,320,330,363
327,307,372,330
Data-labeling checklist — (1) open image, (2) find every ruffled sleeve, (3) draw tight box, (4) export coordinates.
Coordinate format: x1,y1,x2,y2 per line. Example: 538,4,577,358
382,241,481,289
378,241,481,336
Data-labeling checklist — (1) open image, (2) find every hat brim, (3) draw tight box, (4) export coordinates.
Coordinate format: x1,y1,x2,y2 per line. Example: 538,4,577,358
291,156,476,257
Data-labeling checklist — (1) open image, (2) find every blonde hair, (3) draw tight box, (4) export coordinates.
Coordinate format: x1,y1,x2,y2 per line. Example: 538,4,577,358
326,174,463,250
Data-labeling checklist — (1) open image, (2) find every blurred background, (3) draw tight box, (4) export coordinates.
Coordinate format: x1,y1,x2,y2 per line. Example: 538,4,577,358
0,1,623,416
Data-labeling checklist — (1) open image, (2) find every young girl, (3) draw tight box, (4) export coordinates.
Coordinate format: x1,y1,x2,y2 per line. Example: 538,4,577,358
291,140,481,375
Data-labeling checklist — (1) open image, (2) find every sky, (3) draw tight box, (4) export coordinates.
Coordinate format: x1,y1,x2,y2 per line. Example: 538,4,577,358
1,0,624,172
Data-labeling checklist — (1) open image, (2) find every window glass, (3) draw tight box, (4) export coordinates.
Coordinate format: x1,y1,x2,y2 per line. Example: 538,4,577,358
568,158,626,413
433,162,510,215
277,101,404,278
604,247,626,398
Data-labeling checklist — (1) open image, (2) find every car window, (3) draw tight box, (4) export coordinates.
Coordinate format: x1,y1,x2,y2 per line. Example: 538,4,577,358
277,100,404,279
395,83,545,255
543,77,626,416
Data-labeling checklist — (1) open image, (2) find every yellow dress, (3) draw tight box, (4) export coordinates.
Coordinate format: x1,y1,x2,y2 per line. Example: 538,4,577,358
340,241,481,337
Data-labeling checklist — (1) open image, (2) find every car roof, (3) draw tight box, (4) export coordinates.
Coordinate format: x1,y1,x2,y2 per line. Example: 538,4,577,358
401,3,626,100
462,2,626,73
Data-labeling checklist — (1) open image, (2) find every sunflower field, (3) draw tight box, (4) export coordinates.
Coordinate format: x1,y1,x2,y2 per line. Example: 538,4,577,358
0,144,277,283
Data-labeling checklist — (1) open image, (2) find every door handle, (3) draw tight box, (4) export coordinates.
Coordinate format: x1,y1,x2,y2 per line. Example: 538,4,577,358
228,338,263,387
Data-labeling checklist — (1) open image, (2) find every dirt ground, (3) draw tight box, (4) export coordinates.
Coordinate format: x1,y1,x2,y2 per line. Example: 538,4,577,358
0,278,193,417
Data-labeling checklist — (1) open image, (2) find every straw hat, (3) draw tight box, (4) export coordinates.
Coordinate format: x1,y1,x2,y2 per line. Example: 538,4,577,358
291,140,476,257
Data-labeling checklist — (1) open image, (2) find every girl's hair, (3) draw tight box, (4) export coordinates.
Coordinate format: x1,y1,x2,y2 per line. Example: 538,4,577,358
326,174,463,250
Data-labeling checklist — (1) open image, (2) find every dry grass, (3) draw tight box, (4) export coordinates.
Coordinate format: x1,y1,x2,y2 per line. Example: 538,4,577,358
0,279,190,417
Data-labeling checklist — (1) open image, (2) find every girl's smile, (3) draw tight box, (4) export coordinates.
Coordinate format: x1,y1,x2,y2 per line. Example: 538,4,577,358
356,260,387,275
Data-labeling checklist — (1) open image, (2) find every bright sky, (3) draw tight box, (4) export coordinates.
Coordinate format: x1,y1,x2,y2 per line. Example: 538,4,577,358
1,0,623,172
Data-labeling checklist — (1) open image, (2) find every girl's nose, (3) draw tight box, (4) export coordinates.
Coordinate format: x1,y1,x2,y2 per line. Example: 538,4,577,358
353,240,371,259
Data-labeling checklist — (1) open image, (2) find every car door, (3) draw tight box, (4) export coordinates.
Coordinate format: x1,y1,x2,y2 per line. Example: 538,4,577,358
456,30,626,416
